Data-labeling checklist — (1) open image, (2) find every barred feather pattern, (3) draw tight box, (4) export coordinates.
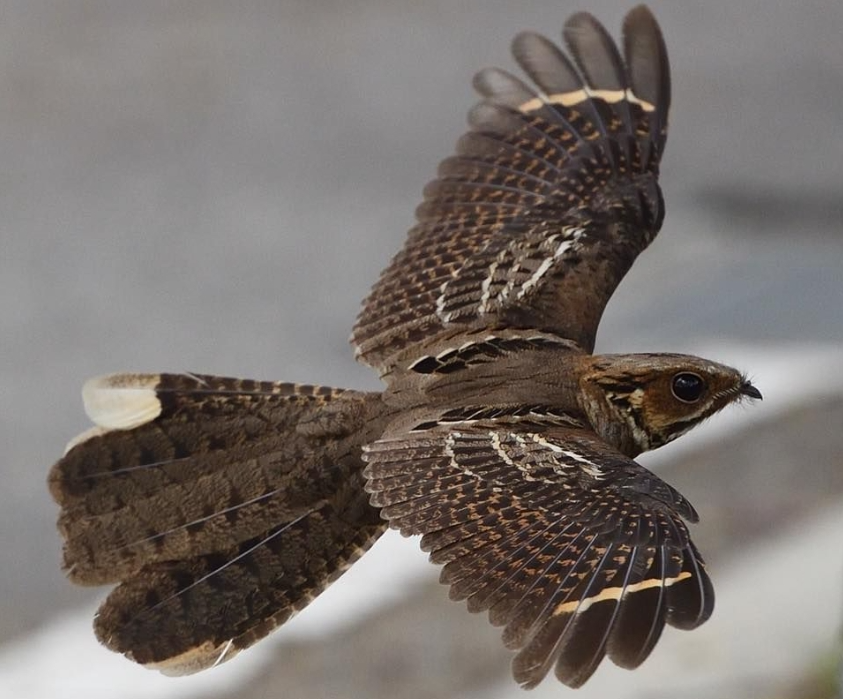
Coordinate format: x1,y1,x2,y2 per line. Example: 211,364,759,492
363,422,712,688
352,6,670,372
50,372,389,673
94,478,382,674
46,6,761,691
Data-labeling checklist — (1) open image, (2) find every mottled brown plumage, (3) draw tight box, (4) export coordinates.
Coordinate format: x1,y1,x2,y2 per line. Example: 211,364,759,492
51,374,388,672
49,5,761,690
352,6,668,369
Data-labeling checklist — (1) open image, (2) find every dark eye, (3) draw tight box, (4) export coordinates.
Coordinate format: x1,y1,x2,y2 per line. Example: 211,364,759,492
671,372,706,403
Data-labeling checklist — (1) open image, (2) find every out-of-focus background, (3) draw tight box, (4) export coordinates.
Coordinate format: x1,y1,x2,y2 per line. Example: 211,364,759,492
2,1,842,697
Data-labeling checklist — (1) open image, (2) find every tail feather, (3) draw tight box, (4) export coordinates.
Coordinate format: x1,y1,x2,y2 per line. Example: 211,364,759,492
49,372,389,671
52,373,355,510
93,477,384,674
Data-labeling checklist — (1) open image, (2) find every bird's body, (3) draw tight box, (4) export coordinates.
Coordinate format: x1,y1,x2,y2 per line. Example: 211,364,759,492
49,5,760,689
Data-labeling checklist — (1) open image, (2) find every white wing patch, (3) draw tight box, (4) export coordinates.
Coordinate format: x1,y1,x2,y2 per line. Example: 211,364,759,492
552,571,692,616
518,87,656,114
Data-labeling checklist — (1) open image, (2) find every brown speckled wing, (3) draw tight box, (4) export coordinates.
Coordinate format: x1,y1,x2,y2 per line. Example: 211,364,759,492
352,7,670,372
363,421,712,688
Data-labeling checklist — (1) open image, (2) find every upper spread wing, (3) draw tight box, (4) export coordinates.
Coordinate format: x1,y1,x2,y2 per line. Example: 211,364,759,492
352,7,670,372
363,419,712,689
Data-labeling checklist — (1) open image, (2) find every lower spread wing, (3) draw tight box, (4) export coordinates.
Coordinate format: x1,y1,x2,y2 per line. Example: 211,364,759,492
362,420,712,689
352,7,670,372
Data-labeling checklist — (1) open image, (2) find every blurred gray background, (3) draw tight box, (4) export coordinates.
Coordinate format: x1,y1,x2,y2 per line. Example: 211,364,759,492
2,1,842,697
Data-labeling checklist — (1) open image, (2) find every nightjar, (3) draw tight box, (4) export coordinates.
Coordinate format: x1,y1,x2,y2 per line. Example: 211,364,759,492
50,5,761,689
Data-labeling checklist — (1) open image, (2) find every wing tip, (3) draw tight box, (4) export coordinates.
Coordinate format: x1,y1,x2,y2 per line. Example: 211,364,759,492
622,4,670,118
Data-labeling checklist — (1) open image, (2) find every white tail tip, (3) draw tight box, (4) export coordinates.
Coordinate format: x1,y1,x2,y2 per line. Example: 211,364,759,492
82,374,162,430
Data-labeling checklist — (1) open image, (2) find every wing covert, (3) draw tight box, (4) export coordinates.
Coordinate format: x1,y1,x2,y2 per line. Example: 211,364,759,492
352,6,670,372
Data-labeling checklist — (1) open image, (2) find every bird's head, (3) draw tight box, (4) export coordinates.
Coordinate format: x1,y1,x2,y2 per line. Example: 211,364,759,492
578,353,762,456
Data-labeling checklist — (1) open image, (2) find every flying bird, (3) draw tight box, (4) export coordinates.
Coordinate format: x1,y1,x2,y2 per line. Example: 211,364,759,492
49,5,761,689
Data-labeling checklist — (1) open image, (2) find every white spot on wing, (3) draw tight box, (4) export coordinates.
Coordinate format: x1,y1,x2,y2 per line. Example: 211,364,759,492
82,373,162,429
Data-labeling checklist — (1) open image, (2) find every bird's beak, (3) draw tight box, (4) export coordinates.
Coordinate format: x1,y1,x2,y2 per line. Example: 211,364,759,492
739,381,762,400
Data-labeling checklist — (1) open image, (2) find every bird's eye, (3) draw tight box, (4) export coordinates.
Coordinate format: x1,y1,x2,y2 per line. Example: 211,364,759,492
671,372,706,403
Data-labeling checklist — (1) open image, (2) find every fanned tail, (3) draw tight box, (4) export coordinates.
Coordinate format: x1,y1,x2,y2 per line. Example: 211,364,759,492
49,372,389,672
95,478,381,675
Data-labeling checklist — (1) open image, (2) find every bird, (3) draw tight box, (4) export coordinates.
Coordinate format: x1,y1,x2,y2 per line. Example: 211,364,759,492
49,4,762,690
